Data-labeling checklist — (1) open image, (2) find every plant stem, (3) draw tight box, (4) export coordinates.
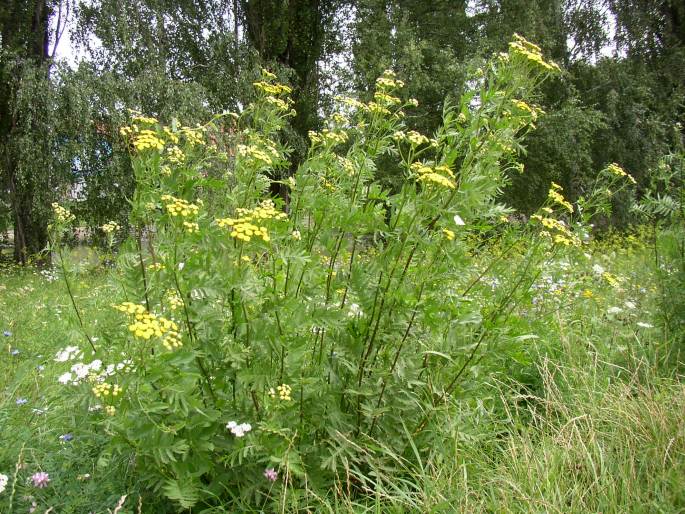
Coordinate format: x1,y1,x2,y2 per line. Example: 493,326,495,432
58,246,96,353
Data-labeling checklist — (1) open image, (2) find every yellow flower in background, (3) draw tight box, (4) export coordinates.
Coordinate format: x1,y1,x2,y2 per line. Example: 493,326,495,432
102,221,120,234
166,145,186,164
52,203,75,224
183,221,199,233
605,163,636,184
548,183,573,213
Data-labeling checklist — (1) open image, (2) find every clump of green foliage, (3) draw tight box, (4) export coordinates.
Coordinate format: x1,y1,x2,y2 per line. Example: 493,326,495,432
46,36,569,509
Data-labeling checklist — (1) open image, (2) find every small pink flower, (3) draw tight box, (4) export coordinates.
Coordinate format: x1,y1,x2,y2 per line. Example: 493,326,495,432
31,471,50,488
263,467,278,482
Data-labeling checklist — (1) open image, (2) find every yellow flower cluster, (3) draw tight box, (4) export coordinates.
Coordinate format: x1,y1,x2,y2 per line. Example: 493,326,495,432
367,102,391,115
105,405,116,416
512,99,538,121
92,382,122,399
508,34,560,72
51,203,75,224
395,131,419,145
412,162,456,190
101,221,120,234
265,96,290,111
131,114,158,125
320,177,336,191
114,303,178,340
331,113,349,125
166,145,186,164
375,70,404,90
236,200,287,221
133,130,165,151
442,228,455,241
166,292,183,310
605,163,636,184
114,302,146,315
183,221,199,233
148,262,165,271
548,182,573,213
163,127,180,144
335,96,368,112
162,330,183,351
602,271,620,288
253,81,293,96
219,220,269,242
161,194,200,217
308,129,348,146
128,312,177,340
531,215,581,247
216,200,286,243
237,143,279,167
269,383,292,401
179,125,205,146
373,91,402,105
114,302,182,350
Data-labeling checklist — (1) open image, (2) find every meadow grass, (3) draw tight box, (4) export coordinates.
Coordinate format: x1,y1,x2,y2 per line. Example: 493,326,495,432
1,233,683,513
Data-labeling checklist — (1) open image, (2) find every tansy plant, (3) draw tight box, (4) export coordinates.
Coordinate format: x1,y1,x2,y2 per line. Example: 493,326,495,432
54,39,576,510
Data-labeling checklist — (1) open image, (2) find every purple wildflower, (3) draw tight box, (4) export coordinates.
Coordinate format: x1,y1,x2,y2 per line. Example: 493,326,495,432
263,468,278,482
59,433,73,442
3,330,11,337
31,471,50,488
10,348,20,356
16,398,28,406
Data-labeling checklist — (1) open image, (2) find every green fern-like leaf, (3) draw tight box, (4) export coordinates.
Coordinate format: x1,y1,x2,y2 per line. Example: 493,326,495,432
162,478,200,509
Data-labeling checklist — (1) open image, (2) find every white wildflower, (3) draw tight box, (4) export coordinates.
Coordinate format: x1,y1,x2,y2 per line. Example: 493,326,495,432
58,372,73,385
348,303,363,317
71,363,90,380
54,346,82,362
226,421,252,437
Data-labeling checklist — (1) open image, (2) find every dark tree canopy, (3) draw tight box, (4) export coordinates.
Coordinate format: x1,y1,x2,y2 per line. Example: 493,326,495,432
1,0,684,261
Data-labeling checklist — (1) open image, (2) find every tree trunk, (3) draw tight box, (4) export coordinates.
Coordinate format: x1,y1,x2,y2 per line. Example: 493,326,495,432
0,0,52,264
242,0,325,141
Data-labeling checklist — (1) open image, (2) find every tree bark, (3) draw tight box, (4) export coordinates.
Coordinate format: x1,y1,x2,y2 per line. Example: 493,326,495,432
0,0,52,264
